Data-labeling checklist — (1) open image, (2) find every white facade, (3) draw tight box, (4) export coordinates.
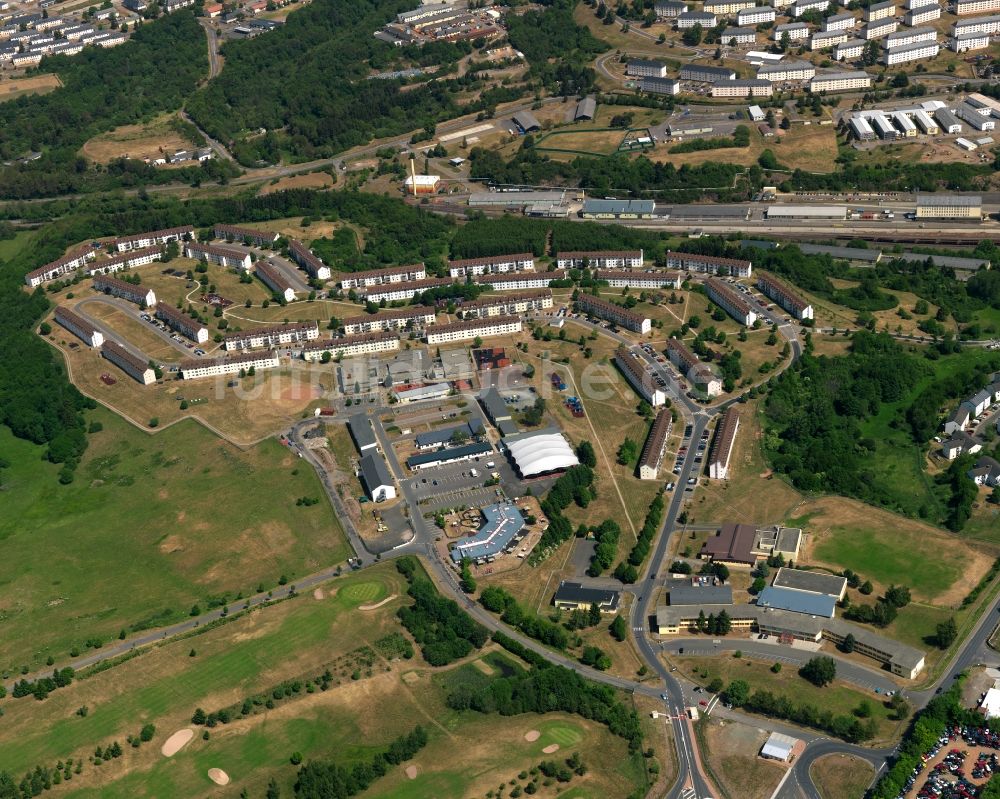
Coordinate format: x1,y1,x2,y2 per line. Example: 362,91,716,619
86,246,164,276
475,271,562,291
737,6,776,24
357,277,453,303
256,262,297,303
102,341,156,386
115,225,194,253
809,70,871,91
823,12,856,29
301,332,400,361
904,4,940,22
884,25,936,47
54,307,104,348
704,0,755,13
425,315,522,344
223,322,320,352
790,0,827,14
864,0,897,19
595,270,683,289
883,39,938,61
812,29,850,48
183,242,252,271
459,290,554,319
180,351,280,380
25,249,97,287
711,79,773,97
773,22,810,39
834,38,866,58
338,264,426,289
758,60,816,81
93,275,157,308
155,302,210,344
953,13,1000,33
956,0,1000,14
556,250,644,269
665,250,753,277
952,29,991,49
578,294,652,334
706,279,757,326
862,18,898,38
288,239,332,281
957,102,996,129
342,309,437,335
677,11,718,26
448,253,535,277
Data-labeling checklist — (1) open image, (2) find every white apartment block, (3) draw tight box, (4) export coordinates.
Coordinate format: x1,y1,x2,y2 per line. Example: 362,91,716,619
952,13,1000,32
849,115,876,139
884,25,936,47
773,22,810,39
677,11,719,27
956,102,996,129
474,271,565,291
356,277,453,303
54,306,104,348
183,242,252,271
809,70,872,91
790,0,827,15
823,12,856,30
711,79,773,97
155,302,209,344
288,239,332,281
425,315,522,345
952,29,991,48
102,340,156,385
667,337,723,397
223,321,320,352
884,38,938,63
300,331,400,362
595,269,683,289
577,294,652,334
556,250,644,269
638,409,673,481
864,0,896,19
905,0,937,7
114,225,194,253
342,308,437,336
758,60,816,81
665,250,753,277
955,0,1000,14
626,59,668,78
24,248,96,287
180,351,280,380
256,261,297,303
338,263,427,289
704,0,755,13
812,29,851,47
615,346,667,407
834,38,866,58
756,273,814,320
737,6,776,24
86,246,164,277
92,274,156,308
862,18,898,38
709,407,741,479
213,223,279,247
722,25,756,44
706,278,758,326
904,4,941,23
458,289,553,319
448,253,535,277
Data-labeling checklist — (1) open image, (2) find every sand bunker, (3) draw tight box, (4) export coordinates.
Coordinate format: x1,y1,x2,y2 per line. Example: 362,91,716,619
161,729,194,757
359,594,396,611
405,765,419,779
207,768,230,786
524,730,541,742
313,588,325,600
542,744,560,754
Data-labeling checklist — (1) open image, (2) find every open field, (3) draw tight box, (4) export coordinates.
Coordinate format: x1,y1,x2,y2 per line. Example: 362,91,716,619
535,128,627,157
80,113,198,165
700,718,786,799
259,170,336,195
679,655,906,743
811,753,876,799
0,562,650,798
0,73,62,103
0,406,348,670
77,301,179,362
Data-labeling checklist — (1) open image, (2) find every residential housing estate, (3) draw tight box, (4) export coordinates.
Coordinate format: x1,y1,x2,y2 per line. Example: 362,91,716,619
179,351,281,380
92,274,156,308
25,248,96,287
223,322,320,352
756,272,814,319
101,340,156,385
615,346,667,407
183,242,252,271
114,225,194,252
706,277,758,326
556,250,644,269
155,302,209,344
425,315,523,345
288,239,332,281
708,406,741,479
576,293,652,334
213,223,279,247
54,306,104,348
448,253,535,277
256,261,297,303
300,331,400,362
638,409,673,480
667,337,723,397
338,263,427,290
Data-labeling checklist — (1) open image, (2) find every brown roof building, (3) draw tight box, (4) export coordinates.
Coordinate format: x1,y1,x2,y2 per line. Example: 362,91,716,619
638,408,672,480
708,406,740,479
700,522,758,566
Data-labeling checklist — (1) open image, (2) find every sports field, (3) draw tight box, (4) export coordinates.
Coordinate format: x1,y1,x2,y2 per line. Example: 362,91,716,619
0,405,349,670
0,564,650,799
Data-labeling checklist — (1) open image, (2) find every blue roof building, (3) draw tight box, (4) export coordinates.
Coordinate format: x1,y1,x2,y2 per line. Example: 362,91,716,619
450,502,525,564
756,586,836,618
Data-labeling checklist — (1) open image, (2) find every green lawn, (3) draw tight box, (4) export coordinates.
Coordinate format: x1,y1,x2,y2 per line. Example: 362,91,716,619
0,228,35,262
0,405,349,671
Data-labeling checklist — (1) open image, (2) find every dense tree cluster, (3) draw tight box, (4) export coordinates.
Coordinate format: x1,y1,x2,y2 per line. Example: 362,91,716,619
588,519,621,577
395,558,489,665
293,726,428,798
534,465,596,556
479,586,569,649
450,216,549,259
11,668,74,700
615,494,664,583
798,655,836,687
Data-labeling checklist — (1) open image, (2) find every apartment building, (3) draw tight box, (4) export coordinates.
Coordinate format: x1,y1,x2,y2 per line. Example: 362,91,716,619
665,250,753,277
956,102,996,129
102,340,156,385
823,11,857,29
287,239,332,281
155,302,209,344
54,306,104,348
834,38,866,58
955,0,1000,14
213,223,279,247
338,263,427,290
640,76,682,95
474,271,564,291
757,60,816,81
595,269,683,289
667,337,723,396
677,11,719,27
884,25,936,47
905,0,938,9
721,25,756,44
356,277,453,304
256,261,297,303
704,0,756,13
114,225,194,253
222,321,320,352
425,314,522,345
711,79,773,97
862,17,898,38
737,5,776,24
458,289,553,319
300,331,400,362
679,63,736,81
577,294,652,334
92,274,156,308
952,13,1000,33
809,70,872,91
342,307,437,336
952,29,991,49
614,346,666,406
179,350,280,380
864,0,896,18
904,3,941,22
655,0,689,16
709,406,741,479
183,242,252,271
706,277,758,326
773,21,810,40
86,246,164,277
638,409,673,480
756,272,814,319
556,250,644,269
883,38,938,61
811,29,851,48
24,248,96,287
790,0,828,15
626,58,668,78
447,253,535,277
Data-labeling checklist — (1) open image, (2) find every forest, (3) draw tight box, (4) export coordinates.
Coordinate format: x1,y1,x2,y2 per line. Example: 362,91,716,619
0,13,207,199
